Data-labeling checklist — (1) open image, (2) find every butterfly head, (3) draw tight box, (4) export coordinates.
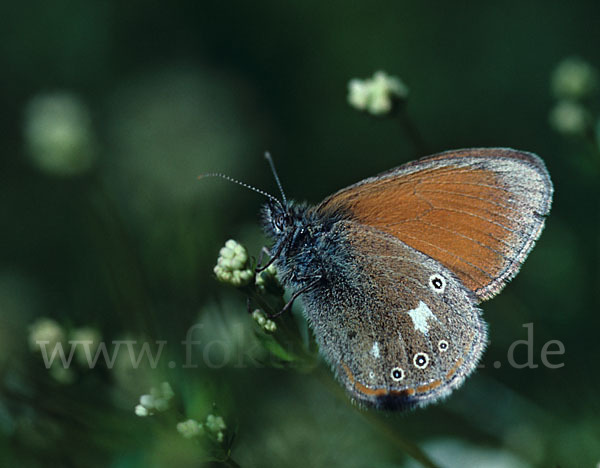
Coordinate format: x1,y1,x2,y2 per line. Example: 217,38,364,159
261,199,311,241
262,199,288,236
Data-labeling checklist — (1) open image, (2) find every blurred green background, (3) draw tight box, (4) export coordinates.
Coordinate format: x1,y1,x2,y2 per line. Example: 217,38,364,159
2,1,600,467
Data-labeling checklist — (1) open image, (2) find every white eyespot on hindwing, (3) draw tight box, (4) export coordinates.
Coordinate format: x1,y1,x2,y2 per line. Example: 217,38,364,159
371,341,380,359
390,367,404,381
429,273,446,293
438,340,449,352
407,301,437,335
413,352,430,369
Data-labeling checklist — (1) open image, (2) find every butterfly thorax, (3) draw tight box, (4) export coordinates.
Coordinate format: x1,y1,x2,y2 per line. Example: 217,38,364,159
261,200,344,289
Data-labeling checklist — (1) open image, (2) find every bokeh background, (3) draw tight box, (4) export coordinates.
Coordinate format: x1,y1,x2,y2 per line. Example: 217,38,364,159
2,1,600,467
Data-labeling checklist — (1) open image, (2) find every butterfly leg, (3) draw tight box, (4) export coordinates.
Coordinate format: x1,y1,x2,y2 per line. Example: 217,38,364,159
268,276,321,319
255,246,271,271
256,243,284,273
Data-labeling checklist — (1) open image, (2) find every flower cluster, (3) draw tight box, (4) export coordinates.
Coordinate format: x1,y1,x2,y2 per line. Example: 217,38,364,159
214,239,254,287
549,57,598,140
552,57,597,100
347,71,409,116
205,414,227,442
23,92,96,176
255,263,282,294
134,382,175,417
251,309,277,332
28,318,65,353
28,317,102,384
176,414,227,443
176,419,204,439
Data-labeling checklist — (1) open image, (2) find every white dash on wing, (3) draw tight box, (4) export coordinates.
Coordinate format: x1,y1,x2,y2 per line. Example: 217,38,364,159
407,301,436,335
371,341,380,359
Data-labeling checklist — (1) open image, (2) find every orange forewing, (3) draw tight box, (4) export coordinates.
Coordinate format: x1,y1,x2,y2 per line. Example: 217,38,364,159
316,148,552,301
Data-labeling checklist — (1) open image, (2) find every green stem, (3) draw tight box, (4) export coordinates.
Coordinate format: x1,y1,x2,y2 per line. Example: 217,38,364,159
396,105,428,156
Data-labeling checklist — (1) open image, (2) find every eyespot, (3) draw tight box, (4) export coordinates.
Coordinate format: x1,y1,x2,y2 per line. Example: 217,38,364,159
438,340,449,352
429,273,446,293
390,367,404,381
413,352,429,369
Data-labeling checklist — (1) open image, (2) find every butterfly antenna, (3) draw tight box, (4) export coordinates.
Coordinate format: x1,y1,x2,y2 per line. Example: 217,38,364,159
198,172,284,208
264,152,288,206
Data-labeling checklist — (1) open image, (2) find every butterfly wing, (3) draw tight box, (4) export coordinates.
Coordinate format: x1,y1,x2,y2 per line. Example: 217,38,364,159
302,221,486,409
316,148,553,302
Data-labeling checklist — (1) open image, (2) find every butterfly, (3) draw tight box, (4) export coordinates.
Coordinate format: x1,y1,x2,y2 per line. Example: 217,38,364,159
258,148,553,409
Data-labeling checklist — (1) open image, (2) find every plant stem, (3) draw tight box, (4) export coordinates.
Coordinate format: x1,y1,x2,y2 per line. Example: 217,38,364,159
396,105,428,156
